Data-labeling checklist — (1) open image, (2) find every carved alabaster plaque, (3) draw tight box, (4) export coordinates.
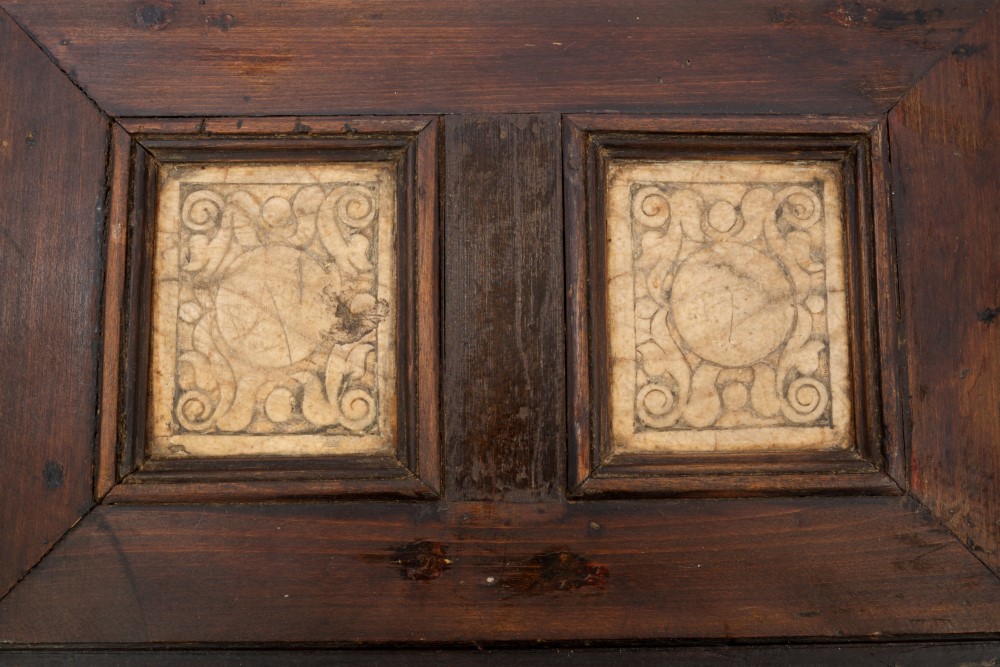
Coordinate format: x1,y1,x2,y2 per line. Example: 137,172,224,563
148,164,396,458
605,160,852,453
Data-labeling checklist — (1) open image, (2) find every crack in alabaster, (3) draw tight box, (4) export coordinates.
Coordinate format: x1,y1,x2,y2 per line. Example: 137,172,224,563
148,164,396,458
605,160,853,453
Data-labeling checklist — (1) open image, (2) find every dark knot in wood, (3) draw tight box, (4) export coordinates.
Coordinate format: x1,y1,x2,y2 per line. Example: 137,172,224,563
392,540,451,581
502,549,609,595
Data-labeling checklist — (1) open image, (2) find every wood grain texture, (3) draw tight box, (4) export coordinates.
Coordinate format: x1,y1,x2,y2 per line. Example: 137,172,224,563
102,478,437,503
95,124,133,500
7,644,1000,665
0,0,995,116
1,0,998,655
867,120,909,488
2,498,1000,643
412,119,442,490
890,7,1000,575
0,10,108,597
443,115,564,501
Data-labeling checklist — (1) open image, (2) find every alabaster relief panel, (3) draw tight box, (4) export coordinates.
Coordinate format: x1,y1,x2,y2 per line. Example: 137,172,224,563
148,164,396,458
606,160,852,453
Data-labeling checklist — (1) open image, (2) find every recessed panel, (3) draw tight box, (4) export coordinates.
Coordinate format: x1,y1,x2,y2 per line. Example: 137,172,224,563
148,164,396,458
605,160,852,453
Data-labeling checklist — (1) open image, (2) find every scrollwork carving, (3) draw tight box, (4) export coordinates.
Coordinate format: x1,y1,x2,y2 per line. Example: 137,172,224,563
181,189,224,232
623,173,840,435
156,174,392,448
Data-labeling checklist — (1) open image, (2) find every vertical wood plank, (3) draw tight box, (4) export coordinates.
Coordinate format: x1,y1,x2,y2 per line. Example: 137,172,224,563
889,9,1000,574
413,120,443,490
0,9,108,595
869,121,908,487
563,118,592,490
95,124,131,500
443,115,564,501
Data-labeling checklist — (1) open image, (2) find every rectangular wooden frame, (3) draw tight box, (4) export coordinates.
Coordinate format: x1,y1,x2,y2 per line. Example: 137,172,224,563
96,116,442,503
6,1,1000,655
565,115,906,498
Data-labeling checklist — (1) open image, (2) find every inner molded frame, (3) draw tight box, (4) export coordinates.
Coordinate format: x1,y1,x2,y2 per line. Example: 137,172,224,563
564,116,901,498
94,117,442,503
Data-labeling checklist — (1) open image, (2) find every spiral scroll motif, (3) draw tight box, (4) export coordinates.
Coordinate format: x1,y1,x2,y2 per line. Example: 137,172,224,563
175,390,218,432
636,383,681,429
630,186,671,228
780,377,830,424
329,185,377,229
181,190,225,232
776,186,822,229
339,388,376,431
624,174,837,434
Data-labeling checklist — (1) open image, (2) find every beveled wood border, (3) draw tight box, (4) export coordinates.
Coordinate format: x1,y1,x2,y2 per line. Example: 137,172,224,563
564,115,905,498
96,116,441,503
4,0,1000,649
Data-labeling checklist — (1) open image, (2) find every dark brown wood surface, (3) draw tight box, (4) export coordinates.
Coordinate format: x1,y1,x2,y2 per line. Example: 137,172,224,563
0,0,994,116
890,8,1000,576
0,11,108,597
868,119,909,488
2,0,1000,658
443,115,565,502
6,644,1000,666
3,498,1000,643
95,124,132,500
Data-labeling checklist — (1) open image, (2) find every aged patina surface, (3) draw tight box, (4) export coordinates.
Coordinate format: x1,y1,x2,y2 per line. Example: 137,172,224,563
605,160,852,453
149,164,397,457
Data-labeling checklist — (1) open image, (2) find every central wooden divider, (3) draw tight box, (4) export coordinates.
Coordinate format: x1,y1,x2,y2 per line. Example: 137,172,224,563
444,115,565,502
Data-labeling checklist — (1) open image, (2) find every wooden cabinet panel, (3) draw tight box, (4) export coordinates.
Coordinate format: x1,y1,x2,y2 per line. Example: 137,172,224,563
1,0,999,661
